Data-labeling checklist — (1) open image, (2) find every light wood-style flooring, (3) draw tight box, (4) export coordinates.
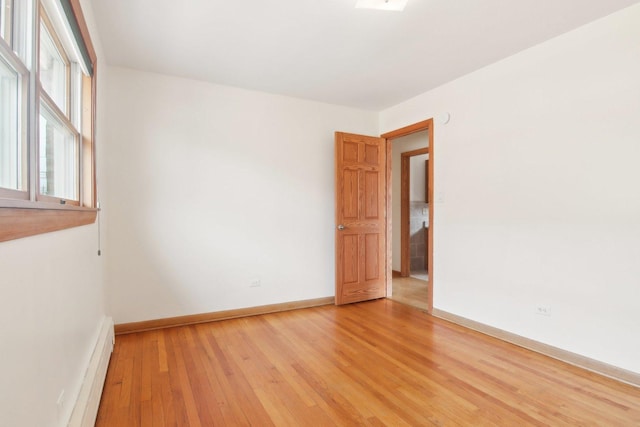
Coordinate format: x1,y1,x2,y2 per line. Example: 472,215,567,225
96,300,640,426
388,276,429,311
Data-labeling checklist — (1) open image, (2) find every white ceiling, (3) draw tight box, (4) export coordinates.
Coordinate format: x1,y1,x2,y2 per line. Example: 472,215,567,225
91,0,639,110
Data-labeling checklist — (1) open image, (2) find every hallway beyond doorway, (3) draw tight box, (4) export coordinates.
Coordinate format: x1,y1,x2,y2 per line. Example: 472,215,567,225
388,276,428,311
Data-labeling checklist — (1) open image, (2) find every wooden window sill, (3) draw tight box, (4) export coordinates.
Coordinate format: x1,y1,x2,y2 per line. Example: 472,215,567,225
0,206,98,242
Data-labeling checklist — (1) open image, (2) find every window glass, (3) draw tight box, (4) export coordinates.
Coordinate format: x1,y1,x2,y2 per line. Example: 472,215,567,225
0,55,22,190
39,106,78,200
39,21,67,113
1,0,12,45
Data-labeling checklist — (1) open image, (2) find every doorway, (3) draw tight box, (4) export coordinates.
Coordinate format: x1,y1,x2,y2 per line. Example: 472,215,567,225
387,135,429,310
333,119,434,311
382,120,434,313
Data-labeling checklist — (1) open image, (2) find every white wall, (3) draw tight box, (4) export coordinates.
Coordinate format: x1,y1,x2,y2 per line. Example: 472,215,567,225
0,1,109,425
104,67,378,323
381,4,640,373
391,132,429,271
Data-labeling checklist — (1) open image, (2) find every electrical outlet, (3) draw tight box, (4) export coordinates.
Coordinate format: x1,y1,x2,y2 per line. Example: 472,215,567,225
535,305,551,316
250,279,261,288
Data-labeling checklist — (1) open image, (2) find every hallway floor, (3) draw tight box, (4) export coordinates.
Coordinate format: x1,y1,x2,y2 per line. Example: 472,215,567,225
388,275,428,311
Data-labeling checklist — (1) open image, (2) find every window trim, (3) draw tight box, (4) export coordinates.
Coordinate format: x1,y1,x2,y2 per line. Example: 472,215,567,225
0,0,97,243
0,206,96,241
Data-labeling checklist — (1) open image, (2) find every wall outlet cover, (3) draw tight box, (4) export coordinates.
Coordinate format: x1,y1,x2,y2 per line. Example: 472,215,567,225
535,305,551,316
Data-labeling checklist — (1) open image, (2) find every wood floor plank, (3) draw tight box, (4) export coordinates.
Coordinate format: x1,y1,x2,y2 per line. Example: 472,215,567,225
250,317,323,409
198,322,276,426
96,300,640,426
168,328,203,427
163,329,193,426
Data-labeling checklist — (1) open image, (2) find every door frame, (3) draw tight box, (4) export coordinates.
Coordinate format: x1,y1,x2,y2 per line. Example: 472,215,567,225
400,147,429,277
381,119,434,313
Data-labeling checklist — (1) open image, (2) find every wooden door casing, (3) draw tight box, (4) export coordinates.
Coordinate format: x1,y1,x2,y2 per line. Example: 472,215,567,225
335,132,387,305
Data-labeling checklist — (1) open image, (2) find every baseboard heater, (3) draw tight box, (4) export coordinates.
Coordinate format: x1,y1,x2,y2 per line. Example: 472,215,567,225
68,316,114,427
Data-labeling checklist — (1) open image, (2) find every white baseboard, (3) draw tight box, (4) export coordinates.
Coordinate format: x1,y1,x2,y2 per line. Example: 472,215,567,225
68,316,114,427
432,308,640,388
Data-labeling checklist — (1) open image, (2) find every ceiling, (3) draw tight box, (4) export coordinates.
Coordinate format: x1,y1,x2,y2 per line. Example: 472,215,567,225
90,0,639,110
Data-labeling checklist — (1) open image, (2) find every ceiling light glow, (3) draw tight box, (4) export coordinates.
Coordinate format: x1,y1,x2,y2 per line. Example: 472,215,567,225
355,0,408,12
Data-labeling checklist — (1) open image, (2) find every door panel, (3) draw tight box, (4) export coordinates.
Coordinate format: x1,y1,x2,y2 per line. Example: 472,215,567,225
335,132,386,305
343,169,359,219
364,144,379,165
364,171,379,218
343,234,359,284
364,233,379,280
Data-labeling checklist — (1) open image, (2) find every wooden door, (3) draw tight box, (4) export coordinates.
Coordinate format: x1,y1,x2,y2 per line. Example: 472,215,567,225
335,132,386,305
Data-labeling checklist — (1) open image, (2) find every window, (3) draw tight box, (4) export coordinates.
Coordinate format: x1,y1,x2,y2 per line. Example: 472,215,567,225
0,0,97,241
38,4,85,205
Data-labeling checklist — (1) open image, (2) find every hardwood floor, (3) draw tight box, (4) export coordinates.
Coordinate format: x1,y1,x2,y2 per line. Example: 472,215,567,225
388,276,429,311
97,300,640,426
